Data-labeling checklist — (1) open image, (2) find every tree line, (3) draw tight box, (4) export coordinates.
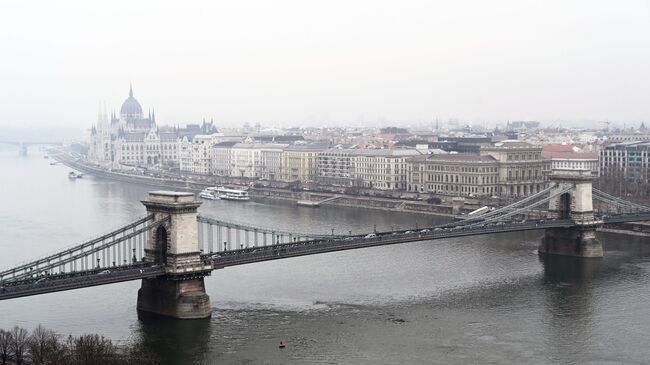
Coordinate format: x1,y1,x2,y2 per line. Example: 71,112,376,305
0,325,158,365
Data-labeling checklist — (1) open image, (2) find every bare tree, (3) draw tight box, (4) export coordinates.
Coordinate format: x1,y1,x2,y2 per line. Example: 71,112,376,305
10,326,29,365
0,325,158,365
0,330,11,365
29,324,64,365
68,334,119,365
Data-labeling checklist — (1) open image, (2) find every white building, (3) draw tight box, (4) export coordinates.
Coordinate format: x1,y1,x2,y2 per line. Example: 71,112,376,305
318,147,354,186
89,85,180,168
350,149,424,190
544,152,599,175
259,144,288,180
178,134,227,174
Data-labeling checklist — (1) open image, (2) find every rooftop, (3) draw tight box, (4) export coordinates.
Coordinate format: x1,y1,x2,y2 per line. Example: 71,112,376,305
542,151,598,159
423,153,497,163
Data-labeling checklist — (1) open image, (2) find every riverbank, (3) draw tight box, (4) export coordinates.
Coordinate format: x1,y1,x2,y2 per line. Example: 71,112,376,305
49,151,458,217
48,151,650,239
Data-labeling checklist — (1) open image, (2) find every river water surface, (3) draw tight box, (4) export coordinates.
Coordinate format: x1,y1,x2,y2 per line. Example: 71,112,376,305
2,149,650,364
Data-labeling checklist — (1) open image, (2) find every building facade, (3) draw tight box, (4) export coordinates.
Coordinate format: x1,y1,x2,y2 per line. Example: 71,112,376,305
281,144,329,183
407,154,499,196
479,141,548,196
318,148,353,186
543,152,599,175
600,141,650,182
178,134,220,174
350,149,423,190
229,143,288,178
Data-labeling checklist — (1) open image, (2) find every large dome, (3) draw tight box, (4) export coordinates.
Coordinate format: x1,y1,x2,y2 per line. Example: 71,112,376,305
119,84,143,120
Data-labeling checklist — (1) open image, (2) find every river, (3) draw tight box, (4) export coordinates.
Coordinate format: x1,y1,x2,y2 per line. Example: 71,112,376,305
2,148,650,364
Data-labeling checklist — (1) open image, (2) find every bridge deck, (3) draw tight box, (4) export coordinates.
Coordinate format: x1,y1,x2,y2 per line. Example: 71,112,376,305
3,212,650,302
0,264,164,301
207,219,577,268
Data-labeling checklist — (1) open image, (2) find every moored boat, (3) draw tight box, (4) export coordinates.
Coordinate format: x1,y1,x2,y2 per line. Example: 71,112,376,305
213,186,250,201
199,188,220,200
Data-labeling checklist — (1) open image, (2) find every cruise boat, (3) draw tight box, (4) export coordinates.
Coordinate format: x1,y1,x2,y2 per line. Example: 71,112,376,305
214,187,250,201
198,188,220,200
68,171,83,179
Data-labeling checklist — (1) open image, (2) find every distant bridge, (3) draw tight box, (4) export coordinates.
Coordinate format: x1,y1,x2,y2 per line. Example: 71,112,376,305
0,140,64,156
1,169,649,319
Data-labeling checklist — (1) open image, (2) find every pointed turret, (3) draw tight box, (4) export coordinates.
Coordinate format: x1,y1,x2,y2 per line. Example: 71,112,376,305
129,83,134,98
152,108,156,122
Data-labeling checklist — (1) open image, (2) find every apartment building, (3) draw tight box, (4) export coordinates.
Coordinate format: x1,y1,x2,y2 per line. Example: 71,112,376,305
407,154,499,196
318,148,353,186
281,144,330,182
600,141,650,181
229,143,288,178
350,149,424,190
178,134,217,174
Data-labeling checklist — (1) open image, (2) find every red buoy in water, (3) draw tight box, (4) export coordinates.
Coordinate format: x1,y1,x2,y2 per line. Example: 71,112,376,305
279,340,286,349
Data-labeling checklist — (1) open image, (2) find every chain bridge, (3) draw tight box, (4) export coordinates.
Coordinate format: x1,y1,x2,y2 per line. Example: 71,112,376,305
2,169,650,319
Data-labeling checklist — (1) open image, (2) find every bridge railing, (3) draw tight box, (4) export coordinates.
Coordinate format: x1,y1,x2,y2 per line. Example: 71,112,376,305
464,186,574,228
0,215,168,283
204,218,577,267
593,189,650,214
0,263,165,301
441,184,556,228
196,215,345,254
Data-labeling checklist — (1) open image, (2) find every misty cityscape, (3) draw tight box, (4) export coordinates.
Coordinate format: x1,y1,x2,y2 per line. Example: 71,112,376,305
2,1,650,364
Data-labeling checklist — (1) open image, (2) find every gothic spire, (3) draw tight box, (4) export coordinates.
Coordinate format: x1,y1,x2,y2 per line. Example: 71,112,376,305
129,83,133,98
152,108,155,122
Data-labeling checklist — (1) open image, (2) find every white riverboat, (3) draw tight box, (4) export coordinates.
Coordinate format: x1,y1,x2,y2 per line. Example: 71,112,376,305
198,188,220,200
214,187,250,201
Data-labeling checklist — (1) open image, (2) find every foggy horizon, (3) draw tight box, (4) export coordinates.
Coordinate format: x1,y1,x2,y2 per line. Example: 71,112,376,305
2,0,649,130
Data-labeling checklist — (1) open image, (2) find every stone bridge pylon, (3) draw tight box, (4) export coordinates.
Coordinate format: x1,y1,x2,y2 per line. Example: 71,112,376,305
137,191,213,319
539,169,603,258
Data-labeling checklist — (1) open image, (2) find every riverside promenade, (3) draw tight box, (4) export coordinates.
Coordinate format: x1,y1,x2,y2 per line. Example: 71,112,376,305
49,149,459,217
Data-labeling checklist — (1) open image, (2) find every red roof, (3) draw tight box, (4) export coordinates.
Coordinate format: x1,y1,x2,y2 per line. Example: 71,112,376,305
542,151,598,159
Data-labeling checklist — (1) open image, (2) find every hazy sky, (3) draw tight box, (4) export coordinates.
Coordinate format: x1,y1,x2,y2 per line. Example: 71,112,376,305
1,0,649,129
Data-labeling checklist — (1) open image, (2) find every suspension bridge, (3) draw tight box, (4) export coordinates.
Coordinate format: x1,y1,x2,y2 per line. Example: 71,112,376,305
1,169,649,319
0,140,63,156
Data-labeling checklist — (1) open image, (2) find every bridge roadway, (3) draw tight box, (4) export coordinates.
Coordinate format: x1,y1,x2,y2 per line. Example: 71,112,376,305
205,211,650,269
3,212,650,301
206,218,577,268
0,263,165,301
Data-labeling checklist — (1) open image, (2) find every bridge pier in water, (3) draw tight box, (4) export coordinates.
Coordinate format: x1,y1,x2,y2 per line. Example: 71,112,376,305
137,191,212,319
539,169,603,258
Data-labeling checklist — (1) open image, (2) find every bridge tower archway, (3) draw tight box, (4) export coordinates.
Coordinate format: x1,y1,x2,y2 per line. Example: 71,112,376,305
155,225,168,264
546,169,595,223
541,169,602,258
558,192,571,220
138,191,212,319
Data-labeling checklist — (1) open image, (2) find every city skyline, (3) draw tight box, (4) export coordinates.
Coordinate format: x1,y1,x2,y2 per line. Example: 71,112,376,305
2,0,649,129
